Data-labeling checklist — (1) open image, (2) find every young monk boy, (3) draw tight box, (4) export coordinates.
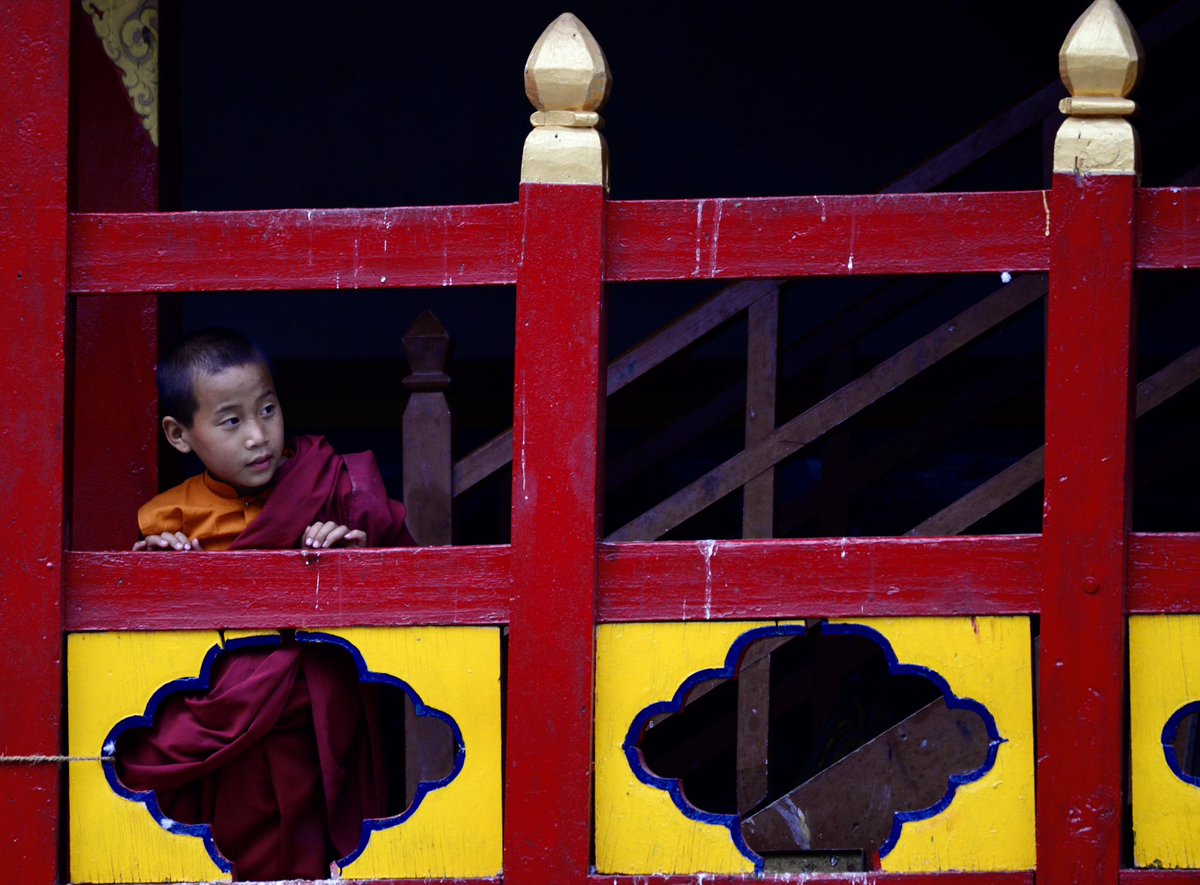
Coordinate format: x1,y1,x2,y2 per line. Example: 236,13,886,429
121,328,410,880
135,327,411,552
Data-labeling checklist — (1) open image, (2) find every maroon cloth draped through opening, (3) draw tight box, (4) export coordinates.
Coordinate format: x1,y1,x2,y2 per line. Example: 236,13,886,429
119,436,411,879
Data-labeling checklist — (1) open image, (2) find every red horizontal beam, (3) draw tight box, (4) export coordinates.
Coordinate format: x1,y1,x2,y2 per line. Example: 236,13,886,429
1136,187,1200,270
64,546,512,631
69,204,521,292
1122,872,1200,883
66,531,1200,631
66,189,1200,295
597,536,1044,620
1129,533,1200,613
605,192,1053,281
590,875,1034,884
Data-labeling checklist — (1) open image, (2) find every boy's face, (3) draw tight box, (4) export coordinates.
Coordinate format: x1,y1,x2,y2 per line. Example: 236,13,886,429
162,361,285,497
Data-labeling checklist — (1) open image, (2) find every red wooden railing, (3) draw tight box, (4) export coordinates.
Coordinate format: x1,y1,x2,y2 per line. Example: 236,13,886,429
6,4,1200,885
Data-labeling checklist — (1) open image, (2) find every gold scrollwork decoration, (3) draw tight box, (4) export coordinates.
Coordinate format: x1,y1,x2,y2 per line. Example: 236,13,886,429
82,0,159,147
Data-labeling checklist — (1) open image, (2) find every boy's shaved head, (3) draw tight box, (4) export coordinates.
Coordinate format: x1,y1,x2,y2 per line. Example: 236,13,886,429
158,328,273,427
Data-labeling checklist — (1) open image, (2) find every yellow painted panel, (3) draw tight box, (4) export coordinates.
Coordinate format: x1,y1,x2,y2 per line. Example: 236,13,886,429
595,620,779,875
68,631,231,884
1130,615,1200,868
330,626,503,880
846,617,1036,873
595,618,1034,876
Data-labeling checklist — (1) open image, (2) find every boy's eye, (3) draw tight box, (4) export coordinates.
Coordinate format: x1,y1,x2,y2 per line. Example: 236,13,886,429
220,416,240,427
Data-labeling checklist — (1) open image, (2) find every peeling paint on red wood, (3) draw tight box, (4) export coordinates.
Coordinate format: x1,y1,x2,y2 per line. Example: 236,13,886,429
598,537,1043,621
69,204,521,292
69,3,160,551
1136,187,1200,269
64,547,512,631
588,875,1034,884
1037,173,1136,884
1129,533,1200,612
1121,871,1200,883
0,2,68,879
506,183,606,883
606,191,1053,281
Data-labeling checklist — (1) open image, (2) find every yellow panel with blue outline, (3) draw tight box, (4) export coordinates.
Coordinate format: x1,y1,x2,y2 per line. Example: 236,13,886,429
68,626,501,883
1130,615,1200,869
595,617,1035,875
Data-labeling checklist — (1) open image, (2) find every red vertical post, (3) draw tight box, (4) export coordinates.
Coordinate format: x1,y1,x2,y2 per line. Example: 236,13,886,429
506,14,610,882
1037,4,1141,881
70,0,160,550
0,1,70,879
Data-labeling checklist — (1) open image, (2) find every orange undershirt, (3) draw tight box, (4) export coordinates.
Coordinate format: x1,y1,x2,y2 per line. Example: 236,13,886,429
137,473,271,551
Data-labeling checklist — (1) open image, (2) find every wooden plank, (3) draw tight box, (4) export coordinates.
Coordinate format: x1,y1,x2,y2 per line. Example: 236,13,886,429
1130,534,1200,613
912,343,1200,536
402,311,453,545
62,188,1200,296
1137,187,1200,270
597,536,1043,621
69,203,521,292
609,275,1046,541
64,547,512,630
742,288,779,537
778,351,1042,535
1037,173,1136,884
742,697,989,856
505,182,606,882
70,0,160,551
0,1,68,879
586,873,1035,884
453,279,779,496
606,192,1052,282
606,277,929,495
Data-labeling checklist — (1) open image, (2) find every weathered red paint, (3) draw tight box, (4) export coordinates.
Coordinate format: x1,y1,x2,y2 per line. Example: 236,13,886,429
0,1,69,878
65,546,513,631
599,536,1043,621
70,204,522,292
69,1,160,551
1037,173,1136,883
605,191,1053,280
1129,533,1200,612
588,876,1034,885
506,183,607,882
1135,187,1200,269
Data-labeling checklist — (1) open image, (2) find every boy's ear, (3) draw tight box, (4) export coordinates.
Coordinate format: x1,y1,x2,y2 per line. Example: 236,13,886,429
161,416,192,454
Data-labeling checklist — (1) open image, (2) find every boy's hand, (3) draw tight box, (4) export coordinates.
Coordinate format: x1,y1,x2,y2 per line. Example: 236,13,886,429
303,521,367,549
132,533,205,552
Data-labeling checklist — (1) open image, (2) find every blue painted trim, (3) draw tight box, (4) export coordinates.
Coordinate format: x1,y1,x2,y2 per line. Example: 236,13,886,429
294,631,467,868
1162,701,1200,787
101,631,465,874
821,623,1003,858
101,635,283,874
621,622,1004,869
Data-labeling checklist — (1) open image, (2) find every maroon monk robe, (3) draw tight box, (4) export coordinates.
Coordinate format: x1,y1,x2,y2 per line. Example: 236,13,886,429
118,435,412,880
229,434,413,550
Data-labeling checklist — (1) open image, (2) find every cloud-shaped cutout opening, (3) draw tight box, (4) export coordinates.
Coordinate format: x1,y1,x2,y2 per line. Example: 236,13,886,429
104,631,463,879
624,623,1001,871
1163,701,1200,786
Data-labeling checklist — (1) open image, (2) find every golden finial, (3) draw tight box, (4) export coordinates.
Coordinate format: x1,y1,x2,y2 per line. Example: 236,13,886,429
1054,0,1142,175
520,13,611,187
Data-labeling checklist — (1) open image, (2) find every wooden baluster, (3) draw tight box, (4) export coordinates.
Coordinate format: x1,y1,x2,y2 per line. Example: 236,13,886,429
1039,2,1141,882
508,14,610,883
402,310,452,546
743,284,779,538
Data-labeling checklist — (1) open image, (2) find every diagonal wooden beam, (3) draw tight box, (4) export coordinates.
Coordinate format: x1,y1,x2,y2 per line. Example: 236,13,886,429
608,275,1047,541
909,342,1200,536
453,279,780,495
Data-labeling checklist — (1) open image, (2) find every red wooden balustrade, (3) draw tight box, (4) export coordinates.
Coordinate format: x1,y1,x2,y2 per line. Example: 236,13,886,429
7,4,1200,885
